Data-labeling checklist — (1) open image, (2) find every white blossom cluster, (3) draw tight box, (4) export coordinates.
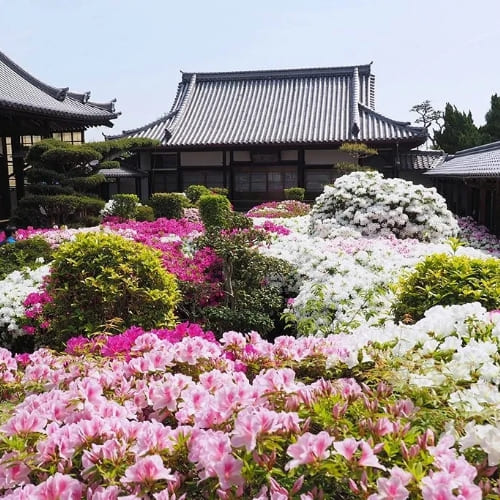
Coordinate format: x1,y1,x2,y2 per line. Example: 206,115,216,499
261,216,489,335
309,171,459,242
0,264,51,338
322,302,500,465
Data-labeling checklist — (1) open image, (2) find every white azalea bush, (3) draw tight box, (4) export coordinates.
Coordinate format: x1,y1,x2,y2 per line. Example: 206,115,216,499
310,171,459,241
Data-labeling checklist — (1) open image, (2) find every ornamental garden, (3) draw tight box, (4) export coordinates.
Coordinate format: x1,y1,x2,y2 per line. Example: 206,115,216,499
0,170,499,499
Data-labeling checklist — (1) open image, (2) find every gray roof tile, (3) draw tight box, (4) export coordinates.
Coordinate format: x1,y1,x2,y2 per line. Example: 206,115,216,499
426,141,500,177
109,64,426,147
0,51,119,126
399,150,446,170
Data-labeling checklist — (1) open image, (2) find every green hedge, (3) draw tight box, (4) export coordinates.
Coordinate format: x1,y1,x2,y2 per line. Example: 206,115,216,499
392,253,500,323
149,193,186,219
11,194,105,228
199,194,232,230
284,187,305,201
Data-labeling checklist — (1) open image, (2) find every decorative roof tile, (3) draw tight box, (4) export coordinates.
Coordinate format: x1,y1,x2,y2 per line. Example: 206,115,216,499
0,51,119,126
109,64,426,147
426,141,500,177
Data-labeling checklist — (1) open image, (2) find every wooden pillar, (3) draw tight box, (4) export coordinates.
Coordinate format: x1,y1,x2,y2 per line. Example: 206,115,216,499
0,137,11,219
11,136,25,201
478,180,487,225
298,149,305,190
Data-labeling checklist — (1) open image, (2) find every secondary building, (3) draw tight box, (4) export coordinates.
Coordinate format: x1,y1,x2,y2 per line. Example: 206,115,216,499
426,141,500,236
0,50,119,219
107,64,427,207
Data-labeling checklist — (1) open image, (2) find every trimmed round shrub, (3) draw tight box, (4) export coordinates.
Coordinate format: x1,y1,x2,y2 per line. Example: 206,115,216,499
45,232,180,347
284,187,305,201
185,184,212,204
109,194,140,220
392,253,500,323
310,171,459,241
199,194,232,230
149,193,186,219
136,204,155,221
0,237,53,280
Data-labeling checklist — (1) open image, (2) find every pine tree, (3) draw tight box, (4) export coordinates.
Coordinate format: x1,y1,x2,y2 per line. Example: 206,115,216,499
434,104,482,154
480,94,500,143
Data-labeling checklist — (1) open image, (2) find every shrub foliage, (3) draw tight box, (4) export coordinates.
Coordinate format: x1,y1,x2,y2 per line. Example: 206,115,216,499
44,232,179,346
392,253,500,323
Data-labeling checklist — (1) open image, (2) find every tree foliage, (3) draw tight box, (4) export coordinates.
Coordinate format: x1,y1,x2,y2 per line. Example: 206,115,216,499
480,93,500,143
13,137,159,228
434,104,482,154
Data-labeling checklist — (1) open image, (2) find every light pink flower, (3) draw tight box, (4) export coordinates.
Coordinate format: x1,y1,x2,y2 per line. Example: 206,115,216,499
286,431,333,470
2,410,47,436
334,437,359,461
122,455,175,484
213,455,244,491
31,473,83,500
359,441,386,470
368,475,410,500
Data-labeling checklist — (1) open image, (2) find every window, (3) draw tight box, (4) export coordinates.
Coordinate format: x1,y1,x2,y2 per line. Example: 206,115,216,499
152,153,177,169
52,131,83,144
233,167,297,194
305,169,333,192
182,170,224,189
152,172,178,193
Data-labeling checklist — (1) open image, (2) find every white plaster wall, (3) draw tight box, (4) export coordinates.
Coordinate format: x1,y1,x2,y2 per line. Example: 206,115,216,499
281,150,298,161
305,150,352,165
180,151,223,166
233,151,251,162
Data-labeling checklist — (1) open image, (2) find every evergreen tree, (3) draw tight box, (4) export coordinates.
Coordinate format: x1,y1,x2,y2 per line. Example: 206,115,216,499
12,137,158,228
480,93,500,143
434,104,482,154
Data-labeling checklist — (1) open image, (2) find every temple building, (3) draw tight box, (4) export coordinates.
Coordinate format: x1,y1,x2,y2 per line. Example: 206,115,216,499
0,50,119,219
426,141,500,236
107,64,427,208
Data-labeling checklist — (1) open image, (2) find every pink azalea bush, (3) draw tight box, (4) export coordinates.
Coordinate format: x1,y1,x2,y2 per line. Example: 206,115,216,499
0,314,499,498
247,200,311,218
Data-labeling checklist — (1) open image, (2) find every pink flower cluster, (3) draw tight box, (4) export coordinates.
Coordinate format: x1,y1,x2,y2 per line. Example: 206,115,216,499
247,200,311,218
0,329,495,498
66,322,216,358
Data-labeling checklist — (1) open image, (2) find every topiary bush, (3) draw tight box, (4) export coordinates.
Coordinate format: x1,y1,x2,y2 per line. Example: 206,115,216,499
284,187,305,201
185,184,212,204
149,193,186,219
0,237,54,280
199,194,232,230
44,232,180,347
392,253,500,323
135,204,155,221
309,171,459,242
109,194,140,220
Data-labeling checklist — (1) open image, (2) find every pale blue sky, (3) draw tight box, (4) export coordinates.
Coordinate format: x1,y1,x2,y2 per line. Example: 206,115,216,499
2,0,499,142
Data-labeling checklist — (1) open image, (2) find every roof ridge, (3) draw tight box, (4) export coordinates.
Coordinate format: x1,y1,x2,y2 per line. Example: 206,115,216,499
454,140,500,156
0,50,69,101
359,103,427,134
167,73,197,137
181,64,373,82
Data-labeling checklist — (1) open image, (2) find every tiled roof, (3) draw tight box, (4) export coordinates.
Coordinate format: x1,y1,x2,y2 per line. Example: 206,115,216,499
0,51,119,126
399,150,446,170
98,167,146,178
426,141,500,177
109,64,426,147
